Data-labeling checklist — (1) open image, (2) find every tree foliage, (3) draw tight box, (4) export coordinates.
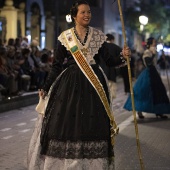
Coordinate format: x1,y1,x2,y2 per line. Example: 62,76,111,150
125,1,170,42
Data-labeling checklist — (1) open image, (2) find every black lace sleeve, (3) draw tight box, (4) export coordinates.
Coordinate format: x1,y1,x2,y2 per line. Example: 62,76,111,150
42,41,66,93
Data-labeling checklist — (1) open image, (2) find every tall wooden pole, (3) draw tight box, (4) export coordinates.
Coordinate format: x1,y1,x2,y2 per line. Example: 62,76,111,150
117,0,145,169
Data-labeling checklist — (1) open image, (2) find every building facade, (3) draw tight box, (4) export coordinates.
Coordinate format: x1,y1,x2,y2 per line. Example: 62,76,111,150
0,0,136,49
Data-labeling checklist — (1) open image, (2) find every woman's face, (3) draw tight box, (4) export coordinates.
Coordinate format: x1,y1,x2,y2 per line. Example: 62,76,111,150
74,4,91,27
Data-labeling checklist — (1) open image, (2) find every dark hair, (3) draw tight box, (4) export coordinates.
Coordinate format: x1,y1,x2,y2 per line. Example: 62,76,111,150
7,38,15,46
41,53,49,63
15,38,21,46
70,0,89,21
106,34,115,41
21,48,30,56
146,37,154,49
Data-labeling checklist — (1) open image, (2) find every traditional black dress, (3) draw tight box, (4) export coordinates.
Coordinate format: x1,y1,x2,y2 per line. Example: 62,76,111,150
124,49,170,114
27,27,125,170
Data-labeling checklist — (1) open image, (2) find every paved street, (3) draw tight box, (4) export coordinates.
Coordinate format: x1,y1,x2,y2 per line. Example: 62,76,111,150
0,76,170,170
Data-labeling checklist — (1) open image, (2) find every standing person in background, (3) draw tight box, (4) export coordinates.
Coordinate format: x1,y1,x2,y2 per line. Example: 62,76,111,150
27,1,131,169
157,50,170,75
120,63,130,94
119,49,135,95
130,49,137,79
119,50,136,95
99,33,124,100
124,37,170,119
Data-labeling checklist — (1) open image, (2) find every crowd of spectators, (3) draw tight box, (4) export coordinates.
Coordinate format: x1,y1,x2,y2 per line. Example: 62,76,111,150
1,36,170,101
0,37,53,100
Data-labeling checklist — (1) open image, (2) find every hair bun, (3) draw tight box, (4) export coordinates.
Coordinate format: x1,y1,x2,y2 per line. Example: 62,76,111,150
146,37,154,49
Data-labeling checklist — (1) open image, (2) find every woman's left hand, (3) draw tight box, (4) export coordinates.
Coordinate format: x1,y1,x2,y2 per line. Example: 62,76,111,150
122,46,131,59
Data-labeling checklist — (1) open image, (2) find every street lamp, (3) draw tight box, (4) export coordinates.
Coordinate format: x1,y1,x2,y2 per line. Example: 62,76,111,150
139,15,148,31
139,15,149,48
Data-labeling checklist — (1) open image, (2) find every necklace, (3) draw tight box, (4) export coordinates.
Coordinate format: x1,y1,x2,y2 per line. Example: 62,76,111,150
74,26,89,46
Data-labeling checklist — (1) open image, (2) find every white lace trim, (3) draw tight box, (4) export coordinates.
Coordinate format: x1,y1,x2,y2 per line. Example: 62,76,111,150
142,49,152,66
58,27,107,64
27,115,115,170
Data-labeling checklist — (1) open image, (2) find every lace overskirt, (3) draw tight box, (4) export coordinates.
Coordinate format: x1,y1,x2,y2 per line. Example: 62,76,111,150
27,115,115,170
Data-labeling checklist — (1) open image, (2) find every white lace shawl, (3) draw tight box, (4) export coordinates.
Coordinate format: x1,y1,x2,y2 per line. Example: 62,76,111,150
58,26,107,64
143,49,157,67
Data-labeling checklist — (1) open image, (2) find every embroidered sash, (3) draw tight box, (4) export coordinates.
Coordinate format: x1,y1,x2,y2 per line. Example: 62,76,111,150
63,29,119,146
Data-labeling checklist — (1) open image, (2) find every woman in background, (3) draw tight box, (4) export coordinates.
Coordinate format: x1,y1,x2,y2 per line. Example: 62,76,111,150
124,37,170,119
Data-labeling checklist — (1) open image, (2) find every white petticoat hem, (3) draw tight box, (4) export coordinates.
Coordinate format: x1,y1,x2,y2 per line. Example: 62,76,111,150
27,115,115,170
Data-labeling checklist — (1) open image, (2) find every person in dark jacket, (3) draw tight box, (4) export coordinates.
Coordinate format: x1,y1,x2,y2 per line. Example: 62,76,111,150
99,33,123,100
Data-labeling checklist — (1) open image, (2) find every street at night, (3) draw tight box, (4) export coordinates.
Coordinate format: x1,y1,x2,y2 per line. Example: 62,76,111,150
0,77,170,170
1,0,170,169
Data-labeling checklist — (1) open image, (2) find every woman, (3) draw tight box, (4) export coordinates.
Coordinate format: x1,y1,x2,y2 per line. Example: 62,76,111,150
27,1,131,169
124,37,170,119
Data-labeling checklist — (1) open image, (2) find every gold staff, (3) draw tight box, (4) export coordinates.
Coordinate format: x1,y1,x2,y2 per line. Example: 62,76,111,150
116,0,145,169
